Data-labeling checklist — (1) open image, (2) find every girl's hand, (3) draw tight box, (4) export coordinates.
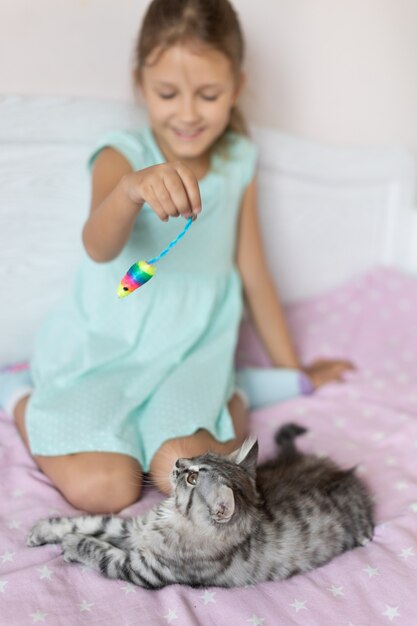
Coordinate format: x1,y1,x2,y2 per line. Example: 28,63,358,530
125,162,202,222
302,359,355,390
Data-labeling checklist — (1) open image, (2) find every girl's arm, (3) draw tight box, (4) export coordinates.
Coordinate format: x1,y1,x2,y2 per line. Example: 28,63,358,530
236,178,354,384
82,148,140,262
83,149,201,262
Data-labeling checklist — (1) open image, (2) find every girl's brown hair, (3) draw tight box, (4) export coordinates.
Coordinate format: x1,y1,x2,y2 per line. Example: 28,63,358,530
134,0,247,135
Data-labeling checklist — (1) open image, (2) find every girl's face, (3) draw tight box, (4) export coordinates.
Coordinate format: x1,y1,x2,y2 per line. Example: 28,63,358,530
139,43,243,171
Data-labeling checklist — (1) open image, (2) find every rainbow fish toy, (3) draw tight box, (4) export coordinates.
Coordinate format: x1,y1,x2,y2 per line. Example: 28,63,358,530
117,260,156,298
117,217,193,298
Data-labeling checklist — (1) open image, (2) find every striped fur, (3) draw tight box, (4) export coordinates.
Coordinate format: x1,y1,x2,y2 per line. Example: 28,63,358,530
27,423,374,588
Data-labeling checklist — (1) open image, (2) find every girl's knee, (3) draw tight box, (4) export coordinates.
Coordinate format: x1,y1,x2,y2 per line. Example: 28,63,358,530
150,431,212,476
149,430,238,495
63,467,143,514
14,395,31,451
228,392,249,443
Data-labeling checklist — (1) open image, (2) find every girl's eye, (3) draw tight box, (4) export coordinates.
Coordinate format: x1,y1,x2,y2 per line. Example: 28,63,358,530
187,471,198,485
158,93,176,99
201,94,219,101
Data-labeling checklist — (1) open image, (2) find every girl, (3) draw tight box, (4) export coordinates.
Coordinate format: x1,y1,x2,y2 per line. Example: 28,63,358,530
1,0,352,514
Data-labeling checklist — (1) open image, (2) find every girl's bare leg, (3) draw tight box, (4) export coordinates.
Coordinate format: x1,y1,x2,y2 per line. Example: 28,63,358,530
149,392,249,495
14,396,143,514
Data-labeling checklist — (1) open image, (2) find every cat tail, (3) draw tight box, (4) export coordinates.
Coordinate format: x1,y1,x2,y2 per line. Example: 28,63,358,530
275,423,307,460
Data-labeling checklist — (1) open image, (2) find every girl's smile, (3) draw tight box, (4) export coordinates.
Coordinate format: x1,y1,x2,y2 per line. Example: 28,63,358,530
139,43,243,178
171,126,206,141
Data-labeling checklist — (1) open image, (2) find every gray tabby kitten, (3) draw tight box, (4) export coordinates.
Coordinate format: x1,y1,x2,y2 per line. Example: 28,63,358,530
27,424,374,588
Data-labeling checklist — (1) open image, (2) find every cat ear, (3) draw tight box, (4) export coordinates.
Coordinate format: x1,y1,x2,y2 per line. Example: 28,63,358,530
211,485,235,523
229,438,258,477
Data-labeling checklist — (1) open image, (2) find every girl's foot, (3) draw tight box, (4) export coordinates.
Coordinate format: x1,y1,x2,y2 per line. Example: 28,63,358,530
235,366,309,410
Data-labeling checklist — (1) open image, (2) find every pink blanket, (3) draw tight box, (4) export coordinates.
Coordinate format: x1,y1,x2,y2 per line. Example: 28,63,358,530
1,267,417,625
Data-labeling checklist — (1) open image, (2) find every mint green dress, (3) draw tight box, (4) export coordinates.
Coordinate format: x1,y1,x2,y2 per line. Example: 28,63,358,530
26,127,257,471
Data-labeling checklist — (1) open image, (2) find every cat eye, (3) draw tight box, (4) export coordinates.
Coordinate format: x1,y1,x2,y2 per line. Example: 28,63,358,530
187,471,198,485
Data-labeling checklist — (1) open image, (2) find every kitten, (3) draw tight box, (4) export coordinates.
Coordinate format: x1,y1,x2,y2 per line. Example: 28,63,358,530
27,423,374,588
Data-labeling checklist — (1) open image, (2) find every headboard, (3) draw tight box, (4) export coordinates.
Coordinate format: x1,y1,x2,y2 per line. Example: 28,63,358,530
0,95,416,366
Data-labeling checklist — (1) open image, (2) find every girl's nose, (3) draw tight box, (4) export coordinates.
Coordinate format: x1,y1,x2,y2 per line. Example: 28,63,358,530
179,97,199,122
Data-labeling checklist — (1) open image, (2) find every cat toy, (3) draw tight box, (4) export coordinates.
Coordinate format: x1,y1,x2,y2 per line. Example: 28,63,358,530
117,217,193,298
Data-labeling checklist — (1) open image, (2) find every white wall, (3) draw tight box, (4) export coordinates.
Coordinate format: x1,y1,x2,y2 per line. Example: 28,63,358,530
0,0,416,152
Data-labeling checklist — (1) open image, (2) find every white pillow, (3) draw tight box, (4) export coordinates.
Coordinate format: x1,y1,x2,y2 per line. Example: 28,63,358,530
0,96,147,366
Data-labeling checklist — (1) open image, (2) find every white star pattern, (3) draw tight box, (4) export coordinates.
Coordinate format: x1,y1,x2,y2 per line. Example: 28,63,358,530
319,343,332,354
296,406,307,416
0,579,8,593
121,583,136,594
290,599,307,612
373,380,385,390
164,609,178,623
409,394,417,405
382,605,400,621
395,481,408,491
396,373,409,384
247,615,265,626
410,502,417,512
363,565,380,578
30,611,47,623
398,299,411,312
402,350,413,362
0,551,15,563
37,565,53,580
328,585,344,597
200,590,216,605
12,489,25,498
372,432,386,442
398,547,414,560
7,520,21,530
79,600,94,612
361,404,373,415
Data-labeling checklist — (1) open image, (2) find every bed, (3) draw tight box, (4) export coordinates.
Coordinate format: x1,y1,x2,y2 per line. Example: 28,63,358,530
0,96,416,625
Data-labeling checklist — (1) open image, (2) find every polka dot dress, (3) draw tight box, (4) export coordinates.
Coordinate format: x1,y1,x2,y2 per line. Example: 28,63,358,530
26,127,257,471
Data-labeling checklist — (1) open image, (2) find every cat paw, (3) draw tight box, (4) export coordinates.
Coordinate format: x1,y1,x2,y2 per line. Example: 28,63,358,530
61,533,82,563
27,520,61,547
